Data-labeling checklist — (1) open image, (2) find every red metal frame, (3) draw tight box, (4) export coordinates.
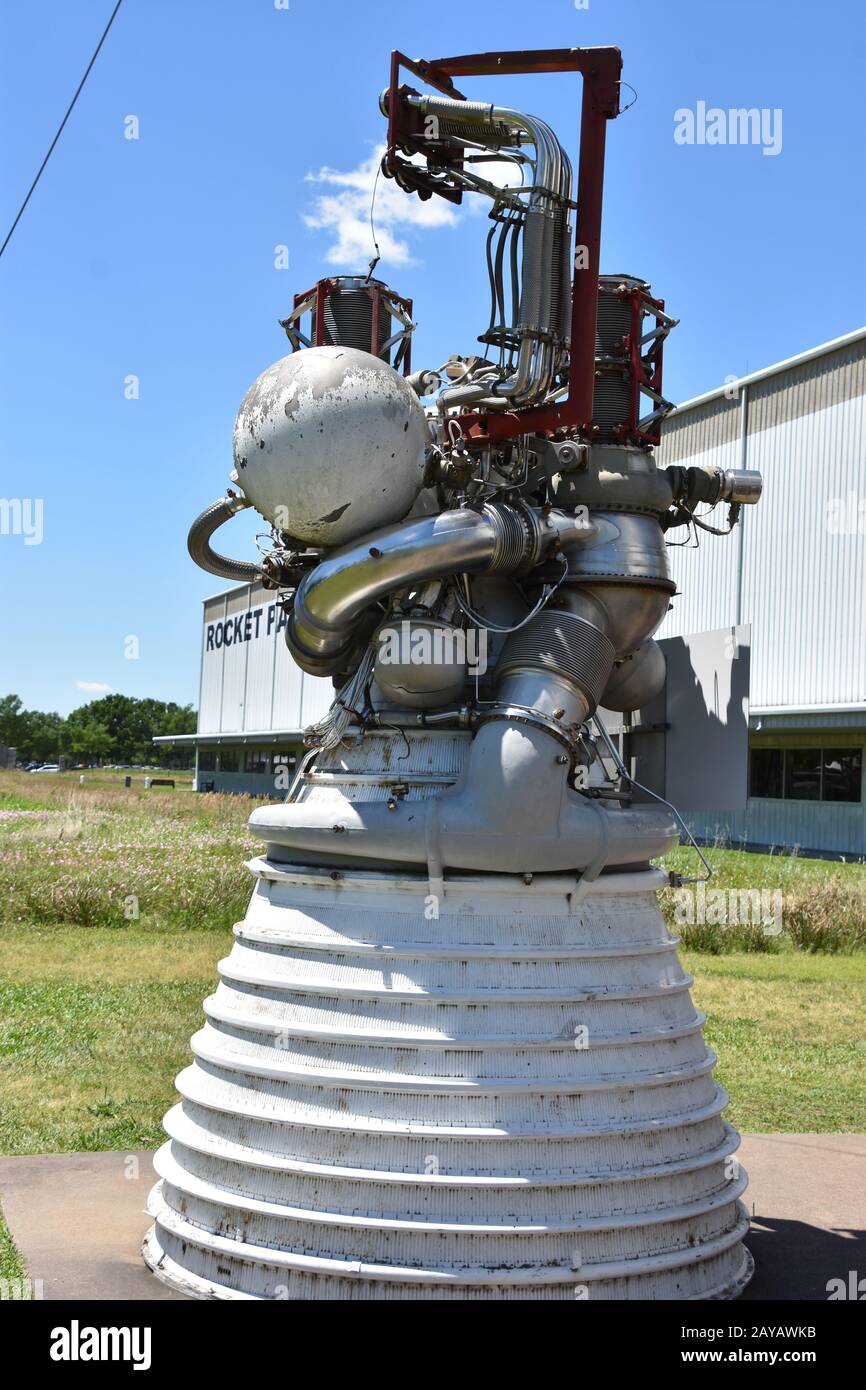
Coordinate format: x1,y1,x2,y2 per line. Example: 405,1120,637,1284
622,284,668,448
599,281,670,448
384,47,623,441
284,278,414,374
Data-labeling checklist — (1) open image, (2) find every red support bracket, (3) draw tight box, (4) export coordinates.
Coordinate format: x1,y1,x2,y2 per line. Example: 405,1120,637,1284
383,47,623,442
280,279,415,374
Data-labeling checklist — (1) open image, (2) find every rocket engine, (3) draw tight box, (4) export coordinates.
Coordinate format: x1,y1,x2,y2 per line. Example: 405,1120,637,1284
145,46,762,1301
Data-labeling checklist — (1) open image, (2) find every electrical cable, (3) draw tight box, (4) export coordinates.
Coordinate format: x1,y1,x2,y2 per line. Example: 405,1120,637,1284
304,647,376,751
0,0,124,261
591,712,713,883
365,162,382,280
453,552,569,635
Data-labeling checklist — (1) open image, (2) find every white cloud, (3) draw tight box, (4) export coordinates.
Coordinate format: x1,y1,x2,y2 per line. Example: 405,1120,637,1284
75,681,112,694
302,143,525,268
303,145,457,268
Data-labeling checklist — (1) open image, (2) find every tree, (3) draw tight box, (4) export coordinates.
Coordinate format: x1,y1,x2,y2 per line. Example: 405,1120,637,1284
65,722,116,763
0,693,198,768
18,710,64,763
0,695,23,748
62,695,197,766
0,697,64,762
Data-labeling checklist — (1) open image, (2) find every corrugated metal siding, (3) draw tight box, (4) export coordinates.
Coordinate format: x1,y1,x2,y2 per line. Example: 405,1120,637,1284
199,594,226,734
198,582,333,736
657,394,740,465
753,711,866,731
657,428,743,637
748,339,866,434
658,338,866,710
688,799,866,858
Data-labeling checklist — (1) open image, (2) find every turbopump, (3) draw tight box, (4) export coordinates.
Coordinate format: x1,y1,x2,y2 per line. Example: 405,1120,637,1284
147,45,763,1302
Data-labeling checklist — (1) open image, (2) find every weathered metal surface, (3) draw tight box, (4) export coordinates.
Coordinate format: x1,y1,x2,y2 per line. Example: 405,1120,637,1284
144,863,750,1300
159,43,762,1300
232,346,429,547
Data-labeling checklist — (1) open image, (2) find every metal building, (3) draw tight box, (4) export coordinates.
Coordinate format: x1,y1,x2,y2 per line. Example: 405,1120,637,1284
657,328,866,858
157,581,333,796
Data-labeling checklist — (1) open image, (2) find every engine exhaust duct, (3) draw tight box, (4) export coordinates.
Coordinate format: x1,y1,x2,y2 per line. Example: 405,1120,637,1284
287,500,596,675
250,727,678,874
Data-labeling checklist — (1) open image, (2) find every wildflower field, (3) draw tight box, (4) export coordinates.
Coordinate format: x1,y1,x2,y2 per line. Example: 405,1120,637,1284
0,767,863,1177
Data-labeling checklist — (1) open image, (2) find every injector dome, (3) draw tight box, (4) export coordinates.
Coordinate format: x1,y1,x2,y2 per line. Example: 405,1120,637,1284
232,345,430,547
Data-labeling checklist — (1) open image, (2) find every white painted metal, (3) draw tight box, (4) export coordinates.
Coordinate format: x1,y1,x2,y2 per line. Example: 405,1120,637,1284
144,860,751,1300
232,346,429,546
751,704,866,716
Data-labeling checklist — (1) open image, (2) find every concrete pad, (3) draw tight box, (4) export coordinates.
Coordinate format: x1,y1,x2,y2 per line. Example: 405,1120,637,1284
0,1136,863,1301
738,1133,866,1301
0,1150,188,1301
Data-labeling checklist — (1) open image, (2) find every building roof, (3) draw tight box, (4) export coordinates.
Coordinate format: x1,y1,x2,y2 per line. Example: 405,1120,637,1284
154,730,306,745
668,326,866,418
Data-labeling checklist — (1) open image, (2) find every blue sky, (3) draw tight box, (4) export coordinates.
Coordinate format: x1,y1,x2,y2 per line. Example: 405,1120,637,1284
1,0,863,715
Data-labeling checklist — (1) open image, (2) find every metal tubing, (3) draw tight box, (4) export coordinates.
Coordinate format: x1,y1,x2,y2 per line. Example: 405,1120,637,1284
401,92,571,406
187,496,260,584
288,503,596,673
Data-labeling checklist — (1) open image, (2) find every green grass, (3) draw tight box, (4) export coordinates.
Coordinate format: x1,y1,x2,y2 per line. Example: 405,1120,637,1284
0,769,261,933
682,950,866,1131
0,791,55,813
659,845,866,953
0,1210,28,1285
0,928,224,1154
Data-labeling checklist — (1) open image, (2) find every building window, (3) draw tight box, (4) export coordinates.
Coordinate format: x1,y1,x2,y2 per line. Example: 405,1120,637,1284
822,749,863,802
244,749,268,774
750,747,862,803
198,750,216,773
785,749,821,801
749,748,783,799
218,749,238,772
271,751,296,773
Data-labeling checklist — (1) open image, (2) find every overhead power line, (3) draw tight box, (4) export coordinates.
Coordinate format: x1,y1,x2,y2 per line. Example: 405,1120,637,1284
0,0,124,262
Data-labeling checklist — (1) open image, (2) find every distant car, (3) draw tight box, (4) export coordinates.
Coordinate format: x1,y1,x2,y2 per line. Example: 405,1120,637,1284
32,764,60,773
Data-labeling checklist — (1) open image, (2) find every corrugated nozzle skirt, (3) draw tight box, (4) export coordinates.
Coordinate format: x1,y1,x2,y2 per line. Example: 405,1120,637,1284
143,862,752,1300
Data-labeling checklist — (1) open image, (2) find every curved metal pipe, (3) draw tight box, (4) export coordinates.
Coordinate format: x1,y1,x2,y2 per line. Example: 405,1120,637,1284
402,93,572,407
187,495,261,585
288,502,597,675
